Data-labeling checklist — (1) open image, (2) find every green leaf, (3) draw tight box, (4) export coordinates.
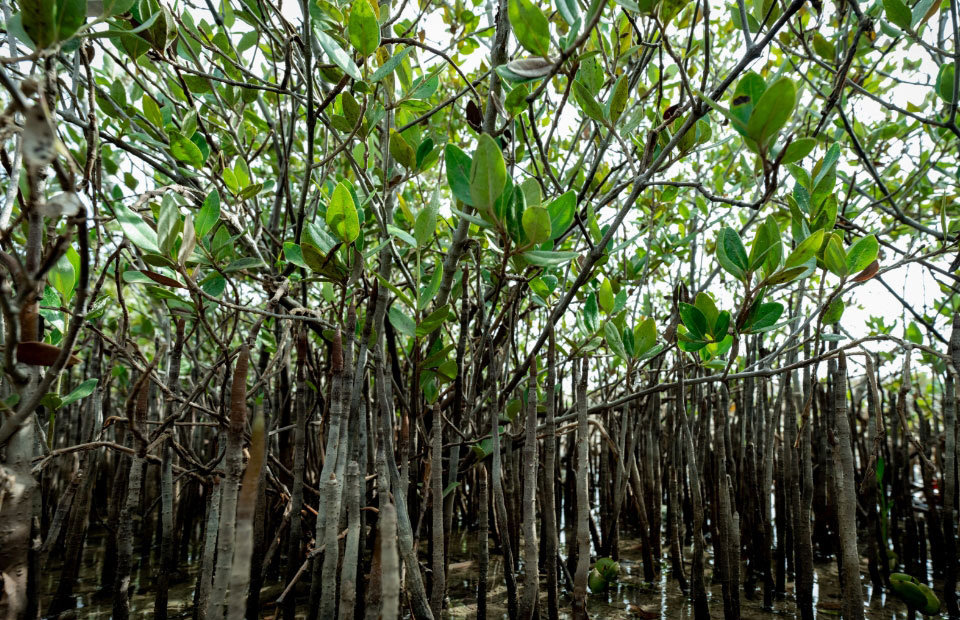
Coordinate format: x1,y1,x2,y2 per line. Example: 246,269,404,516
61,378,98,407
780,137,816,164
846,234,878,274
370,46,414,81
823,233,848,277
822,299,845,325
508,0,550,57
469,134,507,213
283,242,308,269
522,205,552,245
746,302,784,333
112,201,160,253
607,74,629,124
573,79,606,123
604,321,627,360
445,144,474,206
169,133,205,168
415,189,439,247
326,182,361,244
21,0,54,48
347,0,380,55
50,251,76,303
390,130,417,169
716,226,749,281
316,29,362,81
546,190,576,239
634,317,657,355
388,305,416,338
745,77,796,147
883,0,913,30
598,279,614,315
523,250,579,267
784,229,825,269
694,292,719,335
157,197,180,258
416,304,449,337
936,63,956,103
196,189,220,239
678,302,707,340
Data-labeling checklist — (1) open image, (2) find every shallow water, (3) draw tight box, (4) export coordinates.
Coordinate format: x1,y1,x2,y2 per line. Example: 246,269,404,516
41,529,928,619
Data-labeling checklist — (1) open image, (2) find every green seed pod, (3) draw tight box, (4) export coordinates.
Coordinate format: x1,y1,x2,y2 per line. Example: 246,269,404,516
889,573,941,615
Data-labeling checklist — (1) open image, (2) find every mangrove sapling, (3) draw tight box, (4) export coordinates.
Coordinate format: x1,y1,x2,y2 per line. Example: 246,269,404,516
490,349,519,620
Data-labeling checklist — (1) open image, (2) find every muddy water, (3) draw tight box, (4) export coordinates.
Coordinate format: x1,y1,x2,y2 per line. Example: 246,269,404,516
42,529,923,619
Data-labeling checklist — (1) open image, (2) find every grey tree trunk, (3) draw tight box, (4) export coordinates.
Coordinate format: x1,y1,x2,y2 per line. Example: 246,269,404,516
832,351,864,620
572,358,590,620
520,362,539,620
431,407,445,618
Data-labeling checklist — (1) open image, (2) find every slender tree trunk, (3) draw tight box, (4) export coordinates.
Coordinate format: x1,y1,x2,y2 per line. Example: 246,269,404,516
833,352,864,620
478,465,489,620
543,327,559,620
381,502,400,620
520,362,539,620
209,346,251,620
340,461,362,620
227,405,265,620
572,358,590,620
944,312,959,617
430,406,445,618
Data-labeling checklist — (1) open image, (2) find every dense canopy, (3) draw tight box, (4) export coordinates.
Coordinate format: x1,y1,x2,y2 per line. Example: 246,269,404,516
0,0,957,617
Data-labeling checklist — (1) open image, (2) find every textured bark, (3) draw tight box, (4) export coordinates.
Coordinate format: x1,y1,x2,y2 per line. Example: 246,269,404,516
284,332,309,620
572,358,590,620
542,328,559,620
320,474,342,620
478,465,489,620
832,352,864,620
943,313,959,616
430,406,445,618
520,362,539,620
209,345,250,620
113,380,150,620
227,405,265,620
380,502,400,620
339,462,362,620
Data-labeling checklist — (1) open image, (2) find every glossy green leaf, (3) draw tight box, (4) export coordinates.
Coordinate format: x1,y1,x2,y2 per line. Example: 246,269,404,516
846,234,878,274
883,0,912,30
347,0,380,55
326,182,361,244
546,190,576,239
745,77,796,147
716,226,749,281
522,205,552,246
469,134,507,212
316,29,362,81
196,189,220,239
508,0,550,57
